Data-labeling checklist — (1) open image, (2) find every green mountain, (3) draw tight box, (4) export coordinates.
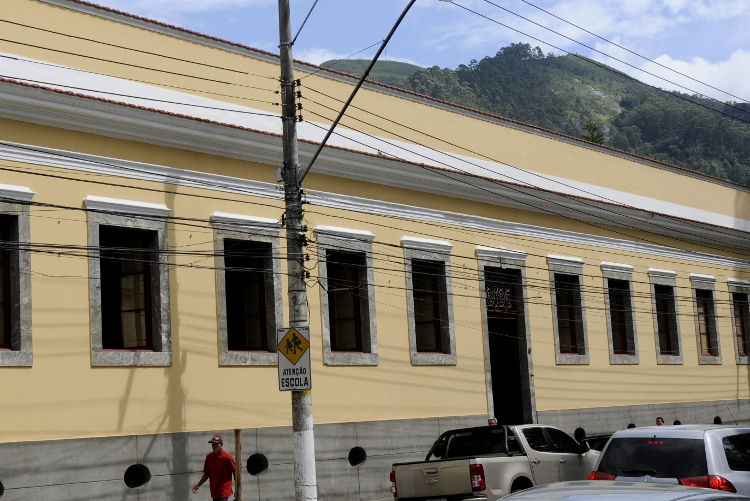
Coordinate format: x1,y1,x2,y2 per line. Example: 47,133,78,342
323,45,750,187
319,59,423,85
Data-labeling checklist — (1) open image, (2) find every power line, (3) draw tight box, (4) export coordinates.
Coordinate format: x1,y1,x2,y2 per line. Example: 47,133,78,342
299,39,385,80
511,0,750,106
0,37,272,86
0,181,733,311
303,84,750,246
0,53,280,96
446,2,750,126
13,61,744,261
474,0,750,118
309,237,744,307
2,232,737,327
292,0,321,46
302,107,750,264
0,19,248,75
21,134,744,293
8,137,748,296
0,74,282,112
7,14,748,259
0,143,289,212
2,92,748,300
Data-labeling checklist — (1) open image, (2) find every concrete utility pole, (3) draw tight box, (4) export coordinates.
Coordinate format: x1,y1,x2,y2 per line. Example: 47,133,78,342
277,1,318,500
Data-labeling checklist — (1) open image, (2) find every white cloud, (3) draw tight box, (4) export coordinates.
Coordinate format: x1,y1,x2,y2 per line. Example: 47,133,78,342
640,50,750,102
293,46,419,67
294,48,350,66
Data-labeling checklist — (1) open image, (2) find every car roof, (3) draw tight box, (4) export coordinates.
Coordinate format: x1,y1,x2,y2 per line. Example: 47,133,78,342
611,425,750,438
502,481,750,500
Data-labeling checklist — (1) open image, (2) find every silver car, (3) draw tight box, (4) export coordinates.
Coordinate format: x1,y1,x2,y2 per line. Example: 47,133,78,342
589,425,750,495
502,480,750,500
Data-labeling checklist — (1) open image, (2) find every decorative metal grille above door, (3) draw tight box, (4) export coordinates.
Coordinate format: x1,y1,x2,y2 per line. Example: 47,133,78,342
485,269,520,319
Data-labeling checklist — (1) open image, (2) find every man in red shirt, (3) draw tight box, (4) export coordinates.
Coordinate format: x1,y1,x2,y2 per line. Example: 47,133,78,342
192,435,236,501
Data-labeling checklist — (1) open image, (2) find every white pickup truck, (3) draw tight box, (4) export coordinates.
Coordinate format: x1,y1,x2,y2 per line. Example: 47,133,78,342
390,424,600,501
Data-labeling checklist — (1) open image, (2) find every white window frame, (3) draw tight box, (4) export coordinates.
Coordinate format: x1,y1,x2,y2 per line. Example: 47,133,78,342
728,278,750,365
649,268,683,364
691,273,721,365
316,226,378,366
213,213,282,366
86,196,172,367
727,278,750,365
0,184,34,367
548,255,589,365
403,237,456,366
601,262,639,365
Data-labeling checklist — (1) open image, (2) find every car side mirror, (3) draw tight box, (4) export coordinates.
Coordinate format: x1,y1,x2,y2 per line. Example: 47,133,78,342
579,441,590,454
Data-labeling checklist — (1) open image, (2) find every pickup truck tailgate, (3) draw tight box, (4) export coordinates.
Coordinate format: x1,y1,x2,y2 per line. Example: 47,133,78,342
394,459,472,499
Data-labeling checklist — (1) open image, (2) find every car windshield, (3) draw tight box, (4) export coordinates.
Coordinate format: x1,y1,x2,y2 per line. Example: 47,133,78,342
444,429,520,458
598,437,707,478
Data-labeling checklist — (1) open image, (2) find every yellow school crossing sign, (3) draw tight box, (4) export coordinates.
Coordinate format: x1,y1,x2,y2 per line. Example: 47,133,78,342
277,327,310,364
277,327,311,391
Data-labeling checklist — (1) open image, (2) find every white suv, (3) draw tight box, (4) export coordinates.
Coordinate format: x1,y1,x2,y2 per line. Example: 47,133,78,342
589,425,750,495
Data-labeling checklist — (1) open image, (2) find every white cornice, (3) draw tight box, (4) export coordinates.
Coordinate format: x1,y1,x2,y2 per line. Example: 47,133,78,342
85,196,171,217
475,246,528,261
315,226,375,242
601,261,635,274
0,184,35,202
728,278,750,288
5,141,750,273
649,268,678,279
0,141,281,201
211,212,281,231
402,237,453,254
690,273,716,285
548,255,585,269
0,80,286,167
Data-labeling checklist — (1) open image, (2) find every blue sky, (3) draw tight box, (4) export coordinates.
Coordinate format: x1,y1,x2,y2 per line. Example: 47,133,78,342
86,0,750,103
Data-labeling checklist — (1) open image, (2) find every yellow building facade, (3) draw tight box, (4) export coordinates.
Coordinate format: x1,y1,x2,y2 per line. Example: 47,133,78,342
1,0,750,499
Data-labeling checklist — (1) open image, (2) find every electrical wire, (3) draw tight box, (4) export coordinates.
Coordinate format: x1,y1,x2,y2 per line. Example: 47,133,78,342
298,39,386,80
474,0,750,118
0,74,282,112
7,15,749,261
292,0,321,46
445,2,750,127
303,84,750,246
512,0,750,106
302,108,750,263
0,37,264,86
0,191,730,314
1,54,748,308
5,138,750,304
9,65,748,271
0,19,248,75
0,53,280,96
5,141,750,302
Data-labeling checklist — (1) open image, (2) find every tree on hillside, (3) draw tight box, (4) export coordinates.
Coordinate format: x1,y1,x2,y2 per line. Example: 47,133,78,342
582,118,605,144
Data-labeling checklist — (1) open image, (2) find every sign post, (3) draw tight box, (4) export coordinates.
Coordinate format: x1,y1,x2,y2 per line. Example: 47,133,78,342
277,327,311,391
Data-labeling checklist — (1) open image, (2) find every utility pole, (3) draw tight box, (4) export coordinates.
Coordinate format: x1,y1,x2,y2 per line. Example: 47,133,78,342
277,1,318,500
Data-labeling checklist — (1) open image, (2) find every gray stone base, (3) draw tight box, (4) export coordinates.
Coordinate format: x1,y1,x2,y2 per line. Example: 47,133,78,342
538,398,750,437
6,400,743,501
0,415,486,501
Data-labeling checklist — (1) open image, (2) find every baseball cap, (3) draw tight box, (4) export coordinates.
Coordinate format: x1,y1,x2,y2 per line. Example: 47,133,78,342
208,435,223,444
